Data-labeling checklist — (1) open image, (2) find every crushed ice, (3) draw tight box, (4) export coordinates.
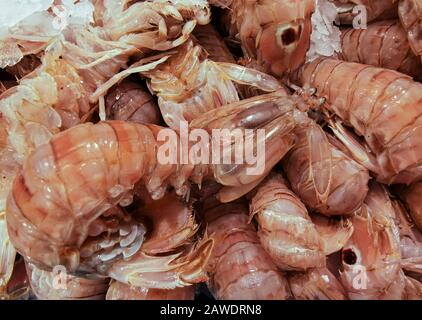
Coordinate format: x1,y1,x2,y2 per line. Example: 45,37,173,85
306,0,342,62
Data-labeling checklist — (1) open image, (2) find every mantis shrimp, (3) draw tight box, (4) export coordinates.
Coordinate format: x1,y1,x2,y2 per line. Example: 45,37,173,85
291,57,422,185
201,196,289,300
282,105,370,216
249,173,353,271
5,93,299,288
0,0,211,159
99,38,281,130
193,24,237,64
209,0,315,76
0,0,210,291
340,182,422,299
339,20,422,81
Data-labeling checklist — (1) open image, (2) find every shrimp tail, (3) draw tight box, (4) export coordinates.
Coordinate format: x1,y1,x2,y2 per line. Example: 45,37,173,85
108,237,213,289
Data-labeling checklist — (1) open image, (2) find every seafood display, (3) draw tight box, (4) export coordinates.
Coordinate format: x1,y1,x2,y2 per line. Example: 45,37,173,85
1,0,422,301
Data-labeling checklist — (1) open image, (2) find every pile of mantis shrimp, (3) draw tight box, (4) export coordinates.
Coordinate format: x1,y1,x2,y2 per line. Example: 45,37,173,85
1,0,422,300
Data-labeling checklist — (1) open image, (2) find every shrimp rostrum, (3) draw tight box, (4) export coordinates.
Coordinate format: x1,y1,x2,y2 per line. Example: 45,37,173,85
5,92,301,288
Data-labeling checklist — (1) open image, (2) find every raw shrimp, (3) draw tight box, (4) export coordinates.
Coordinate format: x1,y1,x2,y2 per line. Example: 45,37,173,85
25,261,109,300
202,197,289,300
292,57,422,185
249,174,353,271
283,113,370,216
105,80,162,125
0,0,211,212
0,0,211,162
106,281,195,300
189,91,311,203
398,0,422,59
6,94,299,286
288,267,348,300
127,39,281,130
0,1,211,288
329,0,398,24
210,0,315,76
340,20,422,81
339,182,405,299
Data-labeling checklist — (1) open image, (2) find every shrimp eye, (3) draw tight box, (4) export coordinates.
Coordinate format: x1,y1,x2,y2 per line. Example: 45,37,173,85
342,248,357,265
281,28,297,46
